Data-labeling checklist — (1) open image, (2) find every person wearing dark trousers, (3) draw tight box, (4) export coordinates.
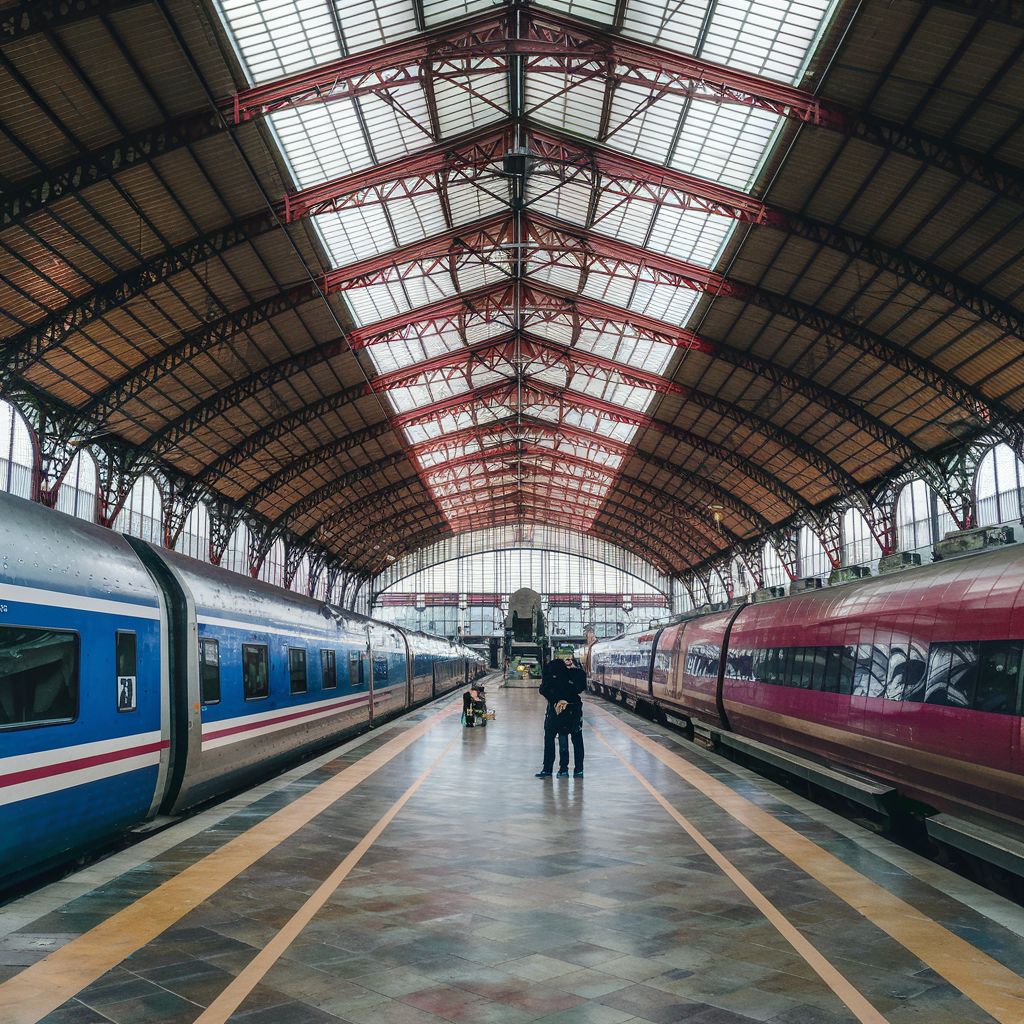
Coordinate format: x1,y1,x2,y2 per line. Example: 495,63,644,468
535,649,587,778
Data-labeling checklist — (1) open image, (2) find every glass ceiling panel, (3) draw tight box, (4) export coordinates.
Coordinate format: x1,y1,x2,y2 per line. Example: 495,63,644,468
214,0,839,536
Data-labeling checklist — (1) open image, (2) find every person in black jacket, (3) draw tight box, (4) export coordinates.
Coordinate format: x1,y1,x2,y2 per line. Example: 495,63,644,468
535,650,587,778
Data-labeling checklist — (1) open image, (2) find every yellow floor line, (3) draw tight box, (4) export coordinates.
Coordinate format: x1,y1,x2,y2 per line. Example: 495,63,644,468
1,705,457,1024
595,709,1024,1023
593,730,889,1024
196,733,459,1024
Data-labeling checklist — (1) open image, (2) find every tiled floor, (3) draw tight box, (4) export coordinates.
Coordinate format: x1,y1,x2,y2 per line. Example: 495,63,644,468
4,678,1024,1024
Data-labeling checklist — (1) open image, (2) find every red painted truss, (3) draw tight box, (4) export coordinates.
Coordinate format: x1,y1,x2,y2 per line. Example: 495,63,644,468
226,7,844,132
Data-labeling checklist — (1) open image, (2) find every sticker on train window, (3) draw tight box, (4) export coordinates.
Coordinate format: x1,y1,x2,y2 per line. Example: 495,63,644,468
116,631,137,712
373,655,388,680
117,675,137,712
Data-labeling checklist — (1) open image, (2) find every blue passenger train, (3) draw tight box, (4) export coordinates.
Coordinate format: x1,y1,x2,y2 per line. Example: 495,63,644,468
0,491,484,891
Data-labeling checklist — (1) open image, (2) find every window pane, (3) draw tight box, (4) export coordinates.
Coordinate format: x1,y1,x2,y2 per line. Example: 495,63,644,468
200,638,221,704
289,648,308,694
925,642,977,707
321,649,337,689
975,641,1022,715
349,650,363,687
822,647,842,693
838,645,857,696
0,626,78,728
243,644,269,700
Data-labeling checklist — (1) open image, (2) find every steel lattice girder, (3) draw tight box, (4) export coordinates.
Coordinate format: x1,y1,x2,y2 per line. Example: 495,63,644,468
0,210,276,382
1,108,224,229
224,7,842,129
321,210,742,297
0,0,147,43
82,283,322,424
408,415,633,461
330,213,1005,426
279,121,779,227
390,374,808,512
369,330,685,396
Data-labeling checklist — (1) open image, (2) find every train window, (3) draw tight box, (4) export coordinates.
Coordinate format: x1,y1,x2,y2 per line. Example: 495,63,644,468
974,641,1023,715
923,642,977,707
200,638,221,704
288,648,307,694
242,644,269,700
838,645,857,695
321,649,337,690
851,644,874,696
116,631,137,712
885,645,907,700
0,626,78,729
762,648,784,686
349,650,363,687
821,647,842,693
808,648,830,691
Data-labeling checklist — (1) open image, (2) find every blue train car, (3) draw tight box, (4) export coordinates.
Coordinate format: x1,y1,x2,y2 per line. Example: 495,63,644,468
1,490,491,892
0,493,170,886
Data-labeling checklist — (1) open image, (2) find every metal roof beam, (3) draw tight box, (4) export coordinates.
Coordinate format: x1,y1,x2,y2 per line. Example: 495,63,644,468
0,210,276,382
0,0,147,43
82,283,320,423
0,109,223,230
370,330,685,395
224,6,839,127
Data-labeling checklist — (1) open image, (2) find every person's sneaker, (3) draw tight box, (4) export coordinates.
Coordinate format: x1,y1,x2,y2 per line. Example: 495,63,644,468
535,770,552,778
556,769,569,777
573,770,584,778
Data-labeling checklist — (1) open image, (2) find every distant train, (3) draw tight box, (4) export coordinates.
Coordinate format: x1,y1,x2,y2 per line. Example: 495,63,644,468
587,543,1024,841
0,491,485,891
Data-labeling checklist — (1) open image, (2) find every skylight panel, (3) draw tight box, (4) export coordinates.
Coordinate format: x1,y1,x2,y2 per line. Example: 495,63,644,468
527,177,592,227
345,282,409,326
270,106,373,189
646,209,733,268
317,207,396,267
434,77,509,137
355,89,435,162
702,0,832,84
447,180,507,226
421,0,493,27
332,0,419,54
527,74,604,139
669,103,779,191
620,280,701,325
218,0,341,84
590,192,656,248
620,0,708,53
603,83,686,163
539,0,618,25
528,263,585,294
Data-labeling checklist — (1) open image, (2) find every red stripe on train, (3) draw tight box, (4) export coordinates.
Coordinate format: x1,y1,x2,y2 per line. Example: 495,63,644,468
0,740,169,789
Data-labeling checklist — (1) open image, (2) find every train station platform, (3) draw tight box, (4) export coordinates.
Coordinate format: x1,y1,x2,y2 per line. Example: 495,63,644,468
4,675,1024,1024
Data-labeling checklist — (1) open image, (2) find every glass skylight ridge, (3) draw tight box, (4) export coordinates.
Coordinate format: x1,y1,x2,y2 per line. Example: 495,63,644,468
212,0,840,535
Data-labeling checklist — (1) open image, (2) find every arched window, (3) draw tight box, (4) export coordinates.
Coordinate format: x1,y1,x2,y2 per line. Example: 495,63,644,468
707,570,728,604
115,475,163,545
223,522,250,575
896,479,934,552
732,557,753,597
291,553,310,595
175,501,211,562
762,542,788,589
259,537,285,588
842,506,882,570
798,525,829,580
56,449,97,521
976,444,1024,526
329,573,345,605
313,570,328,601
0,399,35,499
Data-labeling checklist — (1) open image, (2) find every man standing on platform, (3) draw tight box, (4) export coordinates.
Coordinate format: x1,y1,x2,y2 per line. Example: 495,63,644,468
535,647,587,778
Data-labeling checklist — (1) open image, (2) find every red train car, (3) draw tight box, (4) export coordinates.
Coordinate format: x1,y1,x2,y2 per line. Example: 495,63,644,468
588,544,1024,834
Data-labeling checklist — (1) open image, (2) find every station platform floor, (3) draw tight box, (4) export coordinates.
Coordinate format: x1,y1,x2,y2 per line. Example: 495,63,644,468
4,676,1024,1024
